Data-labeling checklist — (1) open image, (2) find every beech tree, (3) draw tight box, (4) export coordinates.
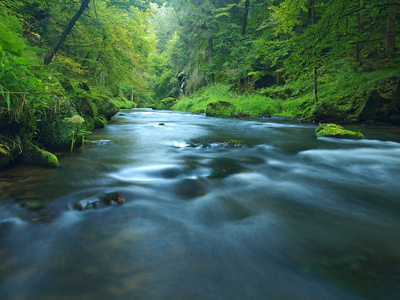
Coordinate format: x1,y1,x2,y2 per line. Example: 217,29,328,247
44,0,91,65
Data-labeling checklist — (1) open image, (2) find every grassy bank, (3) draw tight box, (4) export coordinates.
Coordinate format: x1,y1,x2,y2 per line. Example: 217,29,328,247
172,64,400,122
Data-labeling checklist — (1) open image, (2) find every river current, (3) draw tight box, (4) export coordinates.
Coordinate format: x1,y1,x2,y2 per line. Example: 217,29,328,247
1,109,400,299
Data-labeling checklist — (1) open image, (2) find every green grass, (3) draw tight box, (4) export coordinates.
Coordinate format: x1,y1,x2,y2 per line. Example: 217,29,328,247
172,62,400,121
173,83,314,118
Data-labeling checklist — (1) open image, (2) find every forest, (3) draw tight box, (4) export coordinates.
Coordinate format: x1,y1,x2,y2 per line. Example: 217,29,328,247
0,0,399,169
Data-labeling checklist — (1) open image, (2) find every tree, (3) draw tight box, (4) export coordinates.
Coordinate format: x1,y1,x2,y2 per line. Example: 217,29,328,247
241,0,250,35
44,0,91,65
386,0,397,52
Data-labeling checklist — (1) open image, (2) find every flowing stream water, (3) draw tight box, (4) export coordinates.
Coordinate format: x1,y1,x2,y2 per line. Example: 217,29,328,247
1,109,400,299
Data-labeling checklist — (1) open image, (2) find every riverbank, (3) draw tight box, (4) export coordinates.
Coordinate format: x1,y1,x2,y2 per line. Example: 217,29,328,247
172,66,400,125
0,92,134,171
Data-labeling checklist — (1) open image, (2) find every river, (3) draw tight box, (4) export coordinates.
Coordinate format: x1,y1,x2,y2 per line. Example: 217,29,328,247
1,109,400,299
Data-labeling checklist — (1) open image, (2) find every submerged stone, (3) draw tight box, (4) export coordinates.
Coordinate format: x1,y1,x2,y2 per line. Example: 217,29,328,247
315,123,364,139
19,199,47,210
74,192,125,211
189,139,248,149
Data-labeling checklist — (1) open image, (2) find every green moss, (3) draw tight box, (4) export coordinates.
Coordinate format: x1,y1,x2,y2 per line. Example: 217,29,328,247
206,101,236,117
22,141,59,167
38,115,87,150
38,148,59,167
315,123,364,139
93,96,119,120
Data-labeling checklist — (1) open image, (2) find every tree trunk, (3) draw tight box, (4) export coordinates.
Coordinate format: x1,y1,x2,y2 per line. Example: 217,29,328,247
241,0,250,35
309,0,318,102
81,51,91,67
393,76,400,105
356,1,364,63
44,0,91,65
131,66,136,102
386,1,397,52
208,37,214,83
313,67,318,102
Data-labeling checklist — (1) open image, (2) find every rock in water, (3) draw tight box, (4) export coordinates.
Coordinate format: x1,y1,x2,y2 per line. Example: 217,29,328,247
315,123,364,139
74,192,125,211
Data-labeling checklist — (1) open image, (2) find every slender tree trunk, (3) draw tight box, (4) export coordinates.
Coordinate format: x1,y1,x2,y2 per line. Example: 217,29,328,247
386,0,397,52
393,76,400,105
242,0,250,35
44,0,91,65
310,0,318,102
81,51,90,67
356,0,364,63
313,68,318,103
208,37,214,83
131,66,136,102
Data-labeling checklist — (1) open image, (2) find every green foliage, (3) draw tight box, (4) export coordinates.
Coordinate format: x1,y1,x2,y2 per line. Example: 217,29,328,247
0,8,25,55
153,0,400,124
174,83,297,117
206,100,236,117
37,114,90,151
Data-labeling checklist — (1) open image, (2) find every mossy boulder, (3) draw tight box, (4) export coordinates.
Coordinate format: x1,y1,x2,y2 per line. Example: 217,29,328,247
58,74,76,94
76,95,96,119
312,102,349,123
315,123,364,139
92,95,119,120
358,89,392,124
206,101,236,118
22,141,59,167
94,116,107,129
37,115,86,150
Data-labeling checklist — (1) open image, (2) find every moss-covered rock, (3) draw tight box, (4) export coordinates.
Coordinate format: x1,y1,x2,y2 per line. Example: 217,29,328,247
312,102,349,123
206,101,236,118
58,74,76,94
94,116,107,129
37,115,87,150
22,141,59,167
76,94,96,119
315,123,364,139
93,95,119,120
358,89,392,123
